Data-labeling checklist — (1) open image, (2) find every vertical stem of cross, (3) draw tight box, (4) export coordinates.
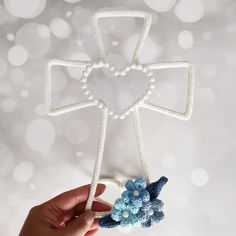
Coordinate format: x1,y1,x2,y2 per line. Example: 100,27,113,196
86,108,108,210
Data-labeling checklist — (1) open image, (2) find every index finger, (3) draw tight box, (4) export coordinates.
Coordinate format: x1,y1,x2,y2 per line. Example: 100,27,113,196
48,184,106,211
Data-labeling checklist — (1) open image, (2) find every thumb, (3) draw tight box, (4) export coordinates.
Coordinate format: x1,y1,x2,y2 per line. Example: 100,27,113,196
65,210,95,236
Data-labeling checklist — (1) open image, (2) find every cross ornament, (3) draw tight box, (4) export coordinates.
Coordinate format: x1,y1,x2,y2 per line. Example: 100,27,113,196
45,11,195,221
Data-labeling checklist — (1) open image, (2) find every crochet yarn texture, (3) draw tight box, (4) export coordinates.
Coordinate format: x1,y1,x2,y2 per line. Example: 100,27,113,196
99,176,168,228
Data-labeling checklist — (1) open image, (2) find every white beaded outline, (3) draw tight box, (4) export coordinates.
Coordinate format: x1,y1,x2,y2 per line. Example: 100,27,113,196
80,61,156,120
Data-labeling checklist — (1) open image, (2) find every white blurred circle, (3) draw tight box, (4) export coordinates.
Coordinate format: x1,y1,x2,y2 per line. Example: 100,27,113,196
123,34,162,63
8,45,28,66
144,0,177,12
0,202,9,226
15,23,51,59
37,24,50,39
4,0,46,19
66,52,90,80
201,64,216,78
0,57,8,77
6,33,15,41
13,161,34,183
161,153,176,168
7,192,22,206
175,0,205,23
25,119,55,152
1,98,16,112
190,168,209,186
50,17,71,39
65,119,90,144
178,30,194,49
0,141,14,177
21,89,29,98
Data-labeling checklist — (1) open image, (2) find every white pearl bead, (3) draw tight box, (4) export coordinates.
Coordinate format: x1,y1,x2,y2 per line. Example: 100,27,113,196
143,95,149,100
125,67,130,72
88,95,94,100
97,102,104,109
150,77,155,83
114,71,119,77
82,72,89,77
81,78,87,83
122,210,129,218
147,72,153,77
108,110,114,116
84,90,90,95
81,84,87,90
124,110,130,116
120,71,126,76
119,115,125,119
149,84,155,90
142,67,148,72
109,66,115,72
133,190,140,197
148,209,154,216
112,114,118,119
104,63,109,68
147,90,152,95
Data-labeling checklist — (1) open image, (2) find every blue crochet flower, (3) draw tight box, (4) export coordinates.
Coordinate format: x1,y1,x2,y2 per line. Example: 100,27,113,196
111,198,141,227
122,178,150,208
138,199,165,227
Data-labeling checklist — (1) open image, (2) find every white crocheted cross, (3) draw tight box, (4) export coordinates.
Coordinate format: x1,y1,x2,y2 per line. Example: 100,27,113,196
45,11,195,218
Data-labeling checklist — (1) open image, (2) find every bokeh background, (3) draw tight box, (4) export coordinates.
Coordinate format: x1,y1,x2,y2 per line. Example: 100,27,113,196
0,0,236,235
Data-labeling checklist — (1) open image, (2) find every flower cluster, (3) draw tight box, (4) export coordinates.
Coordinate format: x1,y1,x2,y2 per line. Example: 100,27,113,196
99,176,168,228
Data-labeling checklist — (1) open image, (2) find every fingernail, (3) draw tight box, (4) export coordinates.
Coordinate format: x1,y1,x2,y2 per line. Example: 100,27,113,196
83,210,95,225
59,222,65,228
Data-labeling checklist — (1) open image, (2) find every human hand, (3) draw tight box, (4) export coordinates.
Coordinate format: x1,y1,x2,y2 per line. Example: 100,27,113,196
19,184,111,236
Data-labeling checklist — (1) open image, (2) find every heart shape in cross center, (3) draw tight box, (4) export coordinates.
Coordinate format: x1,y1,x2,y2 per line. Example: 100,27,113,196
80,62,156,119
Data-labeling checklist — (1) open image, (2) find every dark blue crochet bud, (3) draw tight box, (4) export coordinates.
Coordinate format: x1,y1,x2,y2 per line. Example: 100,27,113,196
146,176,168,200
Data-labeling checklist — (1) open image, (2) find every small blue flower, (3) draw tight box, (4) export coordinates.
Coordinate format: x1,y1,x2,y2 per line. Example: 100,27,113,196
111,198,141,227
122,178,150,208
138,199,165,227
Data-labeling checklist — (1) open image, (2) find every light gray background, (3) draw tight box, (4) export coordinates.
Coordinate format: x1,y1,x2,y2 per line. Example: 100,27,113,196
0,0,236,235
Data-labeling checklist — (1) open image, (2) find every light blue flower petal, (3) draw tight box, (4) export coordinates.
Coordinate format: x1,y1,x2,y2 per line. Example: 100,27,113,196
130,214,141,226
140,190,150,202
111,209,122,222
134,178,147,191
125,179,136,191
114,198,126,210
120,218,132,227
131,196,142,208
141,201,152,212
121,190,131,203
127,204,140,214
